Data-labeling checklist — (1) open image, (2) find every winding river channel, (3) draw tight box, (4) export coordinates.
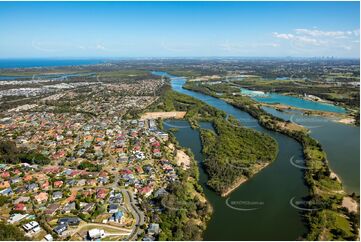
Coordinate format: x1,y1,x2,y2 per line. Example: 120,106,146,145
153,71,309,240
153,71,359,240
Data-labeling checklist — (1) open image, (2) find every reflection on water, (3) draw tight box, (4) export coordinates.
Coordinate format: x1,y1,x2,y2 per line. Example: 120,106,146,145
155,71,309,240
262,106,360,194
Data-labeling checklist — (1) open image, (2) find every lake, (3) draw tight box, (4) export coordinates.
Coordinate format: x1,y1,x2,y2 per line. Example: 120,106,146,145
240,87,346,113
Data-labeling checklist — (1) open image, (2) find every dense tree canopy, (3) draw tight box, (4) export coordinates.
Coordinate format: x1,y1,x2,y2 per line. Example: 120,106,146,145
0,140,50,165
0,222,29,241
201,118,278,194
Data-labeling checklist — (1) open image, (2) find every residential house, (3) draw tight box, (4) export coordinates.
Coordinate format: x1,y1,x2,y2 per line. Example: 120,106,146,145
88,229,105,240
77,179,86,186
0,188,13,196
45,203,61,216
97,177,108,185
23,174,33,182
8,213,29,224
87,179,97,186
1,171,10,179
53,224,67,236
148,223,160,235
0,181,10,189
81,203,95,213
41,181,50,190
26,183,39,191
138,186,153,197
58,217,80,226
96,188,108,199
14,203,27,212
62,202,76,213
52,191,63,200
23,221,40,233
14,196,30,204
108,204,118,213
109,211,124,223
153,149,161,158
66,179,77,187
35,192,48,203
44,234,53,241
53,180,63,188
10,177,21,185
154,188,168,198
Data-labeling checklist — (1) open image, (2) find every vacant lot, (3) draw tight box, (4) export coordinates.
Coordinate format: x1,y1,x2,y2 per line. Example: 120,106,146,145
140,111,186,120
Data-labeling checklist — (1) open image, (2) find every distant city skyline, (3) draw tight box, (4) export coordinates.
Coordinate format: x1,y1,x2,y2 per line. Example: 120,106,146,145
0,1,359,58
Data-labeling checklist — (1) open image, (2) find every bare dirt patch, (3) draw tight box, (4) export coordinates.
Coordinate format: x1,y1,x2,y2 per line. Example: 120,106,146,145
141,111,186,120
330,171,341,183
176,149,191,170
342,196,358,213
338,118,355,124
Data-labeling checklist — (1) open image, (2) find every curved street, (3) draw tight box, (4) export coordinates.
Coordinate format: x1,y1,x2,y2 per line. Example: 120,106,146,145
121,189,145,241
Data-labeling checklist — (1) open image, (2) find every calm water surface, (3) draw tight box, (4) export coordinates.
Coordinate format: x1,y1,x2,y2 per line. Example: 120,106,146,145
240,87,346,113
155,71,309,240
0,59,103,69
262,107,360,194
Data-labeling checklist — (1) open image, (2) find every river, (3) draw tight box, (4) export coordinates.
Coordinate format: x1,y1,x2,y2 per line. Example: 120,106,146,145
262,107,360,194
153,71,309,240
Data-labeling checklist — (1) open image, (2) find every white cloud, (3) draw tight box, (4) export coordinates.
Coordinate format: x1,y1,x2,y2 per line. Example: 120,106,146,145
294,28,351,37
78,43,126,52
273,28,359,49
273,32,294,40
96,44,106,50
273,32,324,46
296,36,326,46
271,28,360,57
268,43,280,48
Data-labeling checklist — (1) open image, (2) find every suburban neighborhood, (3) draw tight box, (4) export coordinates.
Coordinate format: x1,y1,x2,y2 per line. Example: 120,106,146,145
0,77,194,241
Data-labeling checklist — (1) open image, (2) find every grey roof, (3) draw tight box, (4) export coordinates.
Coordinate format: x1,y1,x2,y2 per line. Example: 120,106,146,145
53,224,67,234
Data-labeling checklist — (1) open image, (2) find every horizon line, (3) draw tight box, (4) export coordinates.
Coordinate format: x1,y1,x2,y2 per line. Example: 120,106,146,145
0,56,359,60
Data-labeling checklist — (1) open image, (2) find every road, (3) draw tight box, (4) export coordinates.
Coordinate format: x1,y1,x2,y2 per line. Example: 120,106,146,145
74,223,132,233
109,177,145,240
121,189,145,241
68,222,132,239
27,176,146,240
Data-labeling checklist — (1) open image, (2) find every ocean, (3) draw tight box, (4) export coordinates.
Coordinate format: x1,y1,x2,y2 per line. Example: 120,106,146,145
0,59,105,69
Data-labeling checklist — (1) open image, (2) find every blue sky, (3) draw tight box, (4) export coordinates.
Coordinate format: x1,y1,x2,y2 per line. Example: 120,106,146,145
0,1,359,58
